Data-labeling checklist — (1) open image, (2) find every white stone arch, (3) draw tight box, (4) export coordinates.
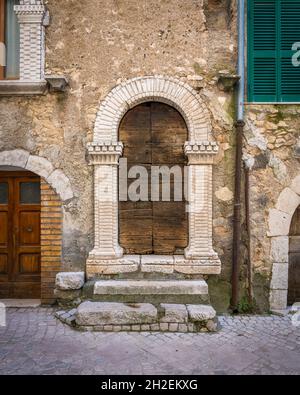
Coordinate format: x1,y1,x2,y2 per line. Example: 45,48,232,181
86,75,221,278
0,149,74,202
93,75,212,143
268,175,300,309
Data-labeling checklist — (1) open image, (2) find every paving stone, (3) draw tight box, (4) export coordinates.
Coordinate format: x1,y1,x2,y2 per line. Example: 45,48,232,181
1,308,300,375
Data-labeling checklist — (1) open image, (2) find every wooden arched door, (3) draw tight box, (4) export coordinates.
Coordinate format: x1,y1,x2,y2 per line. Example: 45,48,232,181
119,102,188,255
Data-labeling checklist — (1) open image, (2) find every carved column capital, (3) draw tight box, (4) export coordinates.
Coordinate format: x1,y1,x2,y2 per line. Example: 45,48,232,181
184,141,219,165
15,5,45,23
87,142,123,165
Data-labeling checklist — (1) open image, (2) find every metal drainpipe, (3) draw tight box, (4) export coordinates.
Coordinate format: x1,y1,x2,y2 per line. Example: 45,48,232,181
231,0,245,312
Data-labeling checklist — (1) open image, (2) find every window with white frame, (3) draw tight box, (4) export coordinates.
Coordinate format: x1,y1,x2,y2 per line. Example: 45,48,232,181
0,0,46,91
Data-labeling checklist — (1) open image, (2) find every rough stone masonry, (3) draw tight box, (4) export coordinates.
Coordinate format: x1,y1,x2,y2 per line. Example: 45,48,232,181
0,0,299,314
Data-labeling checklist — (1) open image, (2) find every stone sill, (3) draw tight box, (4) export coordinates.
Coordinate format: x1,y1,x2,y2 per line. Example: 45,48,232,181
86,254,221,277
0,80,48,96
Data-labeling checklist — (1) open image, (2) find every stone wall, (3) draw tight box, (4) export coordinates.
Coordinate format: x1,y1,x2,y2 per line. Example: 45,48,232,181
3,0,292,311
243,106,300,310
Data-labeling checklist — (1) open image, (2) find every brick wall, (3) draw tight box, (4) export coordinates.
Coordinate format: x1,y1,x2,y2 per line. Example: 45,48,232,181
40,179,62,304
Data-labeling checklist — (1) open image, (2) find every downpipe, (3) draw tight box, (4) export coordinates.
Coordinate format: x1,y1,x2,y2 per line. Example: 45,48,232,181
230,0,245,312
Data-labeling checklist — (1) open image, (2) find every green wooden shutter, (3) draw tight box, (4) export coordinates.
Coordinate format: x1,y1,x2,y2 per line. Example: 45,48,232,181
248,0,300,102
248,0,277,102
280,0,300,101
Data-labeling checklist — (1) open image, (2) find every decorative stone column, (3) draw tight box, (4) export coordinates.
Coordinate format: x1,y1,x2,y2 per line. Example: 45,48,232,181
86,143,140,278
15,1,46,82
183,142,221,265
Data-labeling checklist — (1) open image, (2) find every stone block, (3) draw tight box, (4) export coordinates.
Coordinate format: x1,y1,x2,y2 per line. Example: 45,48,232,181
268,209,291,237
54,289,82,301
159,323,169,332
0,149,29,168
270,237,289,263
290,302,300,314
141,255,174,273
206,319,218,332
131,325,141,331
47,169,74,201
150,324,160,331
291,175,300,195
141,324,150,331
276,188,300,216
141,255,174,265
93,325,104,331
178,324,188,332
93,280,208,296
55,272,85,291
160,304,188,323
75,302,157,326
141,264,174,274
174,265,221,275
26,155,53,179
169,323,179,332
270,263,289,290
187,304,216,322
269,290,288,310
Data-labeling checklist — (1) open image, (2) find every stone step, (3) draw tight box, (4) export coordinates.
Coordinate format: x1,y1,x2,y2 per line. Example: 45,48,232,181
88,279,209,305
72,301,218,332
76,301,157,326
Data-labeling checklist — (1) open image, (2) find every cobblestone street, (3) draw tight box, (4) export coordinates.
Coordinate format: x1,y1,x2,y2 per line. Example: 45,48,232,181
0,308,299,375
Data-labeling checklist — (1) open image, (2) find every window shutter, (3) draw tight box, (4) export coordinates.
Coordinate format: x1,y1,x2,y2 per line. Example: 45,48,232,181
280,0,300,101
248,0,300,102
248,0,277,102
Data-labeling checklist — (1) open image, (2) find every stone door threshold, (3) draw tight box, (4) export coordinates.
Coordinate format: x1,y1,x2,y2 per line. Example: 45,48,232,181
87,254,221,277
0,299,41,308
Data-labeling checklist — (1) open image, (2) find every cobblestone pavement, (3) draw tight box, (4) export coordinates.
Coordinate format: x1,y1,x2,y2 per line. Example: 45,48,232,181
0,307,299,375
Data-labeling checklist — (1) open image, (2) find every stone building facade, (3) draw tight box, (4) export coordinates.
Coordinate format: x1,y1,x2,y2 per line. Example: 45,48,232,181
0,0,299,320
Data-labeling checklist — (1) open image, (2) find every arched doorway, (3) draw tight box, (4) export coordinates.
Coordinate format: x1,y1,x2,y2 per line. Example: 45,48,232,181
289,206,300,304
86,76,221,278
119,102,188,255
0,170,41,298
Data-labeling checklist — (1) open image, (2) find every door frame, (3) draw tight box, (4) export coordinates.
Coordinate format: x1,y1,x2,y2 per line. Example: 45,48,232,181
86,76,222,278
0,169,63,303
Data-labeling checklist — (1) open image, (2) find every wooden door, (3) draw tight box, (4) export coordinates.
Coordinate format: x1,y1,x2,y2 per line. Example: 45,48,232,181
119,102,188,255
0,172,41,298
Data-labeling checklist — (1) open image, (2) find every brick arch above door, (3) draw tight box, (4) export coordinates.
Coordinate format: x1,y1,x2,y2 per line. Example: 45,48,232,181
93,76,213,143
0,150,74,303
0,149,74,203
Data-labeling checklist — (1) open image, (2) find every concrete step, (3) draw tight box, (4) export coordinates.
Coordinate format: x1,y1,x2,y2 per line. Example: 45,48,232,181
86,279,209,305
